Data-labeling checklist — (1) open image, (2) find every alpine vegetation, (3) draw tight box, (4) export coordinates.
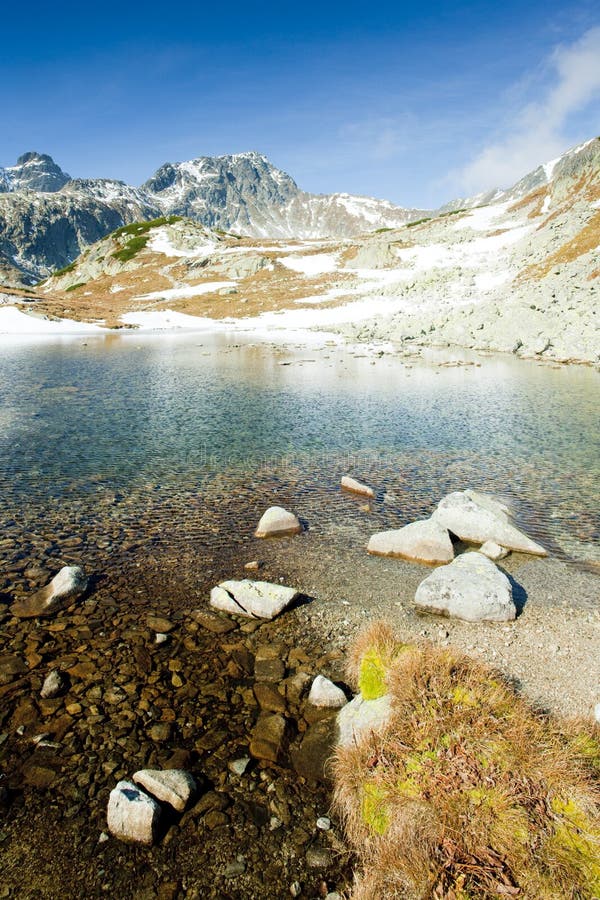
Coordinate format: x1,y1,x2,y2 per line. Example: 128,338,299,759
333,623,600,899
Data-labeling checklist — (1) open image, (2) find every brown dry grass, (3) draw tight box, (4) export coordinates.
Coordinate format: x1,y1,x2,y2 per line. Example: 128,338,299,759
520,210,600,283
23,249,356,326
508,186,548,216
334,623,600,899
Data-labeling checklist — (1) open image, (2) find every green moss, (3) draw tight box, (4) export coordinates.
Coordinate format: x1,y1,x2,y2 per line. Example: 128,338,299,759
359,648,388,700
550,797,600,891
111,215,182,240
65,282,86,292
362,782,390,835
374,226,393,233
451,686,479,707
406,217,431,227
111,235,149,262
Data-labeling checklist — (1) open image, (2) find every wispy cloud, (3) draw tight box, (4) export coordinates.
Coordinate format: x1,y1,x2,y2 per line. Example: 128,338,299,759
455,26,600,194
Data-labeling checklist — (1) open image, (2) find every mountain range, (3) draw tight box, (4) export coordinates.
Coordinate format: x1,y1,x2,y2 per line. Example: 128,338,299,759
0,151,430,284
3,135,596,364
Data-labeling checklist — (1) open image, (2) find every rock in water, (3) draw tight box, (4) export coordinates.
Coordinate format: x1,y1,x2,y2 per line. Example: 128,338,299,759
210,579,299,619
341,476,375,498
107,780,162,845
10,566,88,619
367,518,454,565
414,552,517,622
432,490,547,556
308,676,347,709
254,506,302,538
337,695,393,748
479,540,509,561
250,714,287,762
132,769,196,812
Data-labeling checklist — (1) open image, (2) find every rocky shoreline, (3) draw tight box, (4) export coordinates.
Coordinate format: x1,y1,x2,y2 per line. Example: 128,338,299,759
1,479,599,898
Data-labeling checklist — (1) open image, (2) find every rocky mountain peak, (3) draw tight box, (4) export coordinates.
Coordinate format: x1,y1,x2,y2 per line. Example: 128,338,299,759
1,151,71,193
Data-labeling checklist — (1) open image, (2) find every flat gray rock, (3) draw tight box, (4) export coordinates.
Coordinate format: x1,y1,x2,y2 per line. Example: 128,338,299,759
432,490,547,556
11,565,88,619
254,506,301,538
107,780,161,845
210,579,299,619
414,552,517,622
367,518,454,565
132,769,196,812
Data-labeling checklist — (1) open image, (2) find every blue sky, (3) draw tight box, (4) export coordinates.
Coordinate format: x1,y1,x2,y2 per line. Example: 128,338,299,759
2,0,600,206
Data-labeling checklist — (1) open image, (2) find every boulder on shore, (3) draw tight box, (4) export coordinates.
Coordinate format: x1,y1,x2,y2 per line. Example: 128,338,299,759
337,694,393,748
210,579,299,619
367,518,454,565
308,676,347,709
254,506,302,538
432,490,547,556
414,552,516,622
341,476,375,498
10,565,88,619
107,780,162,845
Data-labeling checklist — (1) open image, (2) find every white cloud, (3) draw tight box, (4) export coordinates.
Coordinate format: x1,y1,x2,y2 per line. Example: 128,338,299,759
456,27,600,194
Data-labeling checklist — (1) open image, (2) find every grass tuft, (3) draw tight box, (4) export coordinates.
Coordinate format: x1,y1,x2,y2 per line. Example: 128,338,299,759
334,623,600,899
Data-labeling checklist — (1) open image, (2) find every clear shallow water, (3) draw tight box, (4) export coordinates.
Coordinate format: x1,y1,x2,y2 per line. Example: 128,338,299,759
0,333,599,594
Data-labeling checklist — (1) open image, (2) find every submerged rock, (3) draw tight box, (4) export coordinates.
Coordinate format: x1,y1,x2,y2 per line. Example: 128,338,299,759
414,552,516,622
132,769,196,812
250,714,287,762
254,506,302,538
210,579,299,619
367,518,454,565
107,780,162,845
341,475,375,498
10,566,88,619
40,669,67,699
432,490,546,556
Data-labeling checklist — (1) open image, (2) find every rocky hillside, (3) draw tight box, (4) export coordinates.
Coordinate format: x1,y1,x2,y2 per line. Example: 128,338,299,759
0,151,428,284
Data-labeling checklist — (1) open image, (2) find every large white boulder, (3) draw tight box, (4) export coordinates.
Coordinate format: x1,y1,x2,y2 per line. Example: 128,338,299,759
337,694,393,748
210,579,299,619
341,476,375,498
414,552,517,622
11,565,88,619
132,769,196,812
254,506,301,538
367,518,454,565
308,676,347,709
107,780,161,845
432,490,547,556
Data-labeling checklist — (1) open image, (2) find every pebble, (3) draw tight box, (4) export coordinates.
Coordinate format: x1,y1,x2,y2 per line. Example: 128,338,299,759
316,816,331,831
228,757,250,776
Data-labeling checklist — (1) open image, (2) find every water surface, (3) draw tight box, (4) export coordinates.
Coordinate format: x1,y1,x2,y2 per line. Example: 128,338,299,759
0,333,598,599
